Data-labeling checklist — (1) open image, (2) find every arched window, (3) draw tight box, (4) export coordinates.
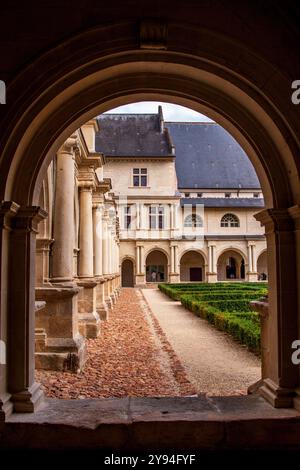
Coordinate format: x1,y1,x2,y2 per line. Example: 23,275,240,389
184,213,203,228
220,213,240,227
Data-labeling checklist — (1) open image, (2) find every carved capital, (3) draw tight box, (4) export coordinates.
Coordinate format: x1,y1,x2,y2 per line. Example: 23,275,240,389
255,208,294,234
0,201,20,230
288,204,300,230
12,206,48,233
59,134,79,155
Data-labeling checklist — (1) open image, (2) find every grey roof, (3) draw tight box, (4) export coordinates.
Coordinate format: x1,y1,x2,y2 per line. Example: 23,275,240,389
165,122,261,189
96,113,172,157
180,197,265,208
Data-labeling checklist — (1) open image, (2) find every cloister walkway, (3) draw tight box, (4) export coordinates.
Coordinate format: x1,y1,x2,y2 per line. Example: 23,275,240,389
37,287,260,398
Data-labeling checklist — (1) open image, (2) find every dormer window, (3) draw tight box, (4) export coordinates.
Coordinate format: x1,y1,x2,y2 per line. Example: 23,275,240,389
133,168,147,187
225,192,231,198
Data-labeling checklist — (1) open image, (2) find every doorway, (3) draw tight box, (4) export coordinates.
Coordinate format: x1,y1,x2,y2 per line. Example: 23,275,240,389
121,259,134,287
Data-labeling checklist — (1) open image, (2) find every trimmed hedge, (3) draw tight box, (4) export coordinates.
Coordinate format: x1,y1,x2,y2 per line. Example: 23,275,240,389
158,282,265,354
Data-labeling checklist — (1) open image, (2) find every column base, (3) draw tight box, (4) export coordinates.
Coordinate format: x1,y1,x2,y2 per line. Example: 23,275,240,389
253,378,295,408
78,312,101,339
105,296,114,310
0,392,13,420
11,381,44,413
135,274,145,285
207,273,218,283
77,279,100,338
97,303,109,321
35,331,86,372
169,273,180,283
247,272,259,282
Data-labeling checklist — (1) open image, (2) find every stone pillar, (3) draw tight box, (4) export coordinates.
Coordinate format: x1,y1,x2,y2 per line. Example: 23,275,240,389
93,203,108,320
207,244,217,283
252,245,257,274
77,184,100,338
8,206,47,412
247,244,253,273
254,208,299,407
93,204,103,277
0,202,19,418
102,212,109,275
52,140,76,283
169,243,180,283
135,244,145,285
78,186,94,278
247,242,258,281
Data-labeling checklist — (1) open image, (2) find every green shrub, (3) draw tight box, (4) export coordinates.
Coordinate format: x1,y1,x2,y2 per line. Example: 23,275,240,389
178,290,262,354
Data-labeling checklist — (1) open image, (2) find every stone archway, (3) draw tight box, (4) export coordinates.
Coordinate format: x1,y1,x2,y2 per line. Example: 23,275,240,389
0,18,299,416
257,250,268,281
217,250,246,281
121,259,134,287
180,251,205,282
146,250,168,283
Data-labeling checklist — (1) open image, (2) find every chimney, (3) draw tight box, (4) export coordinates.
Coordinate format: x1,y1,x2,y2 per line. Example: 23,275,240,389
158,105,164,133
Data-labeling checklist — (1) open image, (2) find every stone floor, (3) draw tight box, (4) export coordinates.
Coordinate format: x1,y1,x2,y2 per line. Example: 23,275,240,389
36,288,195,398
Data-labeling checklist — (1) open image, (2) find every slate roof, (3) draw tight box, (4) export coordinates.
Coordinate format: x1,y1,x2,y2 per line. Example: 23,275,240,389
96,113,173,157
165,122,261,189
96,110,261,190
180,197,265,208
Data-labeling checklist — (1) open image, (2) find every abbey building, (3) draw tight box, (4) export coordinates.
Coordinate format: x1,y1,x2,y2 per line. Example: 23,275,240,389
35,107,266,371
98,106,267,286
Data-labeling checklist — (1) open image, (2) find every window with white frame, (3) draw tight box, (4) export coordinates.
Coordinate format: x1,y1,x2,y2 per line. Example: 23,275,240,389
149,205,164,229
220,213,240,227
124,205,132,229
133,168,147,187
184,213,203,228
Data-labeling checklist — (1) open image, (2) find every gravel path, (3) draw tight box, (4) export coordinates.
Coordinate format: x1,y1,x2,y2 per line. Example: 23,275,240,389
36,288,195,398
141,288,261,396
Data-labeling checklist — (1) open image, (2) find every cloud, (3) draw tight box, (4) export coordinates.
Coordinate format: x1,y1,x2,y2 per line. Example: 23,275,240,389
104,101,214,122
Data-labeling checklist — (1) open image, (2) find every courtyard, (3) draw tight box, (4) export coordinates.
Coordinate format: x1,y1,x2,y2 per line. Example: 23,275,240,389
36,286,261,398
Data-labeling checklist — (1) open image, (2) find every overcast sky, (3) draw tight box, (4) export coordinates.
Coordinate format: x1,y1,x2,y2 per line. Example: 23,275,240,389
105,101,214,122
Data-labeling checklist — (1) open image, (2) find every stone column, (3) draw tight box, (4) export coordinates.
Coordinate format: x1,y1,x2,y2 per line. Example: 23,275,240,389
77,183,100,338
78,185,94,278
136,245,140,275
93,204,103,277
247,241,258,281
253,208,299,407
135,244,145,285
102,212,109,275
52,139,76,283
247,244,253,273
93,203,108,320
0,202,19,418
207,243,217,283
169,243,180,283
8,206,47,412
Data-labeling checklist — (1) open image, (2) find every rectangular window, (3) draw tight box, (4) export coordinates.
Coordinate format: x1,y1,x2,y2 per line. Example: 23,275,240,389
124,205,131,229
149,205,164,229
133,168,147,187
